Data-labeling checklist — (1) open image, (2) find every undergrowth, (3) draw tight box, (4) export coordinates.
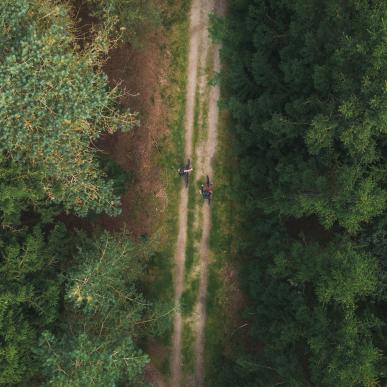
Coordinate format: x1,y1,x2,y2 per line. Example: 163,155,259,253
204,108,242,386
145,0,191,375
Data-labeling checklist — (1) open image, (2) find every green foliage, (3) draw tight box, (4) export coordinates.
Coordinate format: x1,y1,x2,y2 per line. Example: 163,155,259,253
0,155,46,224
222,0,386,233
216,0,387,385
209,13,225,43
38,332,148,387
0,0,137,217
0,222,69,384
272,238,378,307
360,214,387,301
181,278,199,315
308,309,383,386
242,229,383,385
36,232,151,386
85,0,161,44
98,156,134,195
0,1,147,385
66,232,147,324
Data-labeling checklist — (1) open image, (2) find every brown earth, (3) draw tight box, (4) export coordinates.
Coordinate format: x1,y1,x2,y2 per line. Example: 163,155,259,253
170,0,226,385
144,340,168,387
193,1,226,385
170,0,202,385
97,36,168,238
69,1,168,239
99,30,172,387
68,3,176,386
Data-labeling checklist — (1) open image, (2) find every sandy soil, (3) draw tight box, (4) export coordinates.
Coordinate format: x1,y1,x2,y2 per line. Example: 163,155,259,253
170,0,225,386
170,0,202,385
193,1,226,385
71,0,226,384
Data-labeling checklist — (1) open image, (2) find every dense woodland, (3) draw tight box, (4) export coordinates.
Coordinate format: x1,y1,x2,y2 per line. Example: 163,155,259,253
0,0,160,385
215,0,386,385
1,0,386,386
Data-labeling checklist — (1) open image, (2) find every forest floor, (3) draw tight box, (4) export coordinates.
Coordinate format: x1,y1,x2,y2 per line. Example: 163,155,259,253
99,39,168,237
101,37,169,386
170,0,225,385
95,2,191,385
85,0,225,384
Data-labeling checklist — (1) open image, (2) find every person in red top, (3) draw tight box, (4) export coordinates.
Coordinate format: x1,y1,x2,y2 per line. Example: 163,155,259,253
200,183,212,199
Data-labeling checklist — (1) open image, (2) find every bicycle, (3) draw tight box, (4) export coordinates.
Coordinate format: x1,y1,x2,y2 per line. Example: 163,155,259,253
200,175,213,204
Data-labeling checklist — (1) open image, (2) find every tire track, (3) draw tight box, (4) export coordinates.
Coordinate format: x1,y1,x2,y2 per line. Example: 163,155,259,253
193,1,225,385
170,1,225,385
170,0,202,385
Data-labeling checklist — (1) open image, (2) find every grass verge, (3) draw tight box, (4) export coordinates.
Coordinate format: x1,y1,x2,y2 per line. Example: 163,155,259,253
182,320,195,376
143,0,191,375
204,107,243,386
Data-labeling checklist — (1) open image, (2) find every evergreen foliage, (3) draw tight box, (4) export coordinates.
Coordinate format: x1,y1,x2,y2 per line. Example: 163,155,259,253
37,233,150,386
39,332,147,387
84,0,160,43
0,0,137,217
217,0,387,385
0,1,148,385
0,217,69,385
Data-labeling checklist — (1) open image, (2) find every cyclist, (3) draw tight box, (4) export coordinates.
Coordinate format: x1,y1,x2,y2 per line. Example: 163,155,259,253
200,183,212,199
178,166,193,176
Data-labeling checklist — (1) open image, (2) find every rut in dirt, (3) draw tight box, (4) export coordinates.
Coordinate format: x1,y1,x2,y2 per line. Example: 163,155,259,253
170,0,201,385
170,0,225,386
193,1,225,386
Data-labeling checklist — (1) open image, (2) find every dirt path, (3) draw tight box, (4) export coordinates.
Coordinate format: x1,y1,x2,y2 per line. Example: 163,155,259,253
170,0,225,386
193,1,225,385
170,0,201,385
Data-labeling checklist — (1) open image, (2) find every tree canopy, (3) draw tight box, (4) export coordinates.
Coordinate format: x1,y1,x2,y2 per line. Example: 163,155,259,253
214,0,387,385
222,0,386,233
37,233,150,387
0,0,137,217
0,1,148,385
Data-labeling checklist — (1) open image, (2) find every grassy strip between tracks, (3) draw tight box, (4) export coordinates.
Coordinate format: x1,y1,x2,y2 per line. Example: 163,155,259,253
143,0,191,376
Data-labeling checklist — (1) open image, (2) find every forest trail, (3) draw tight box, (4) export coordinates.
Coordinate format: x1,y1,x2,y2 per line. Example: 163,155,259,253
170,0,225,386
170,0,201,385
193,1,225,385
